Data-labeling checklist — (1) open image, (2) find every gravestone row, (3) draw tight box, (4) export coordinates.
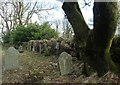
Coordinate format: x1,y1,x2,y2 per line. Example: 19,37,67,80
28,38,74,56
3,47,74,76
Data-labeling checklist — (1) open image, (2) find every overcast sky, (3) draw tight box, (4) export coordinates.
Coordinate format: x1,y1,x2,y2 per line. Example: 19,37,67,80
31,0,94,29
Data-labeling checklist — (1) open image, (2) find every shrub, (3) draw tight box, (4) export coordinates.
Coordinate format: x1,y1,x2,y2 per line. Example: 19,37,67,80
3,22,58,45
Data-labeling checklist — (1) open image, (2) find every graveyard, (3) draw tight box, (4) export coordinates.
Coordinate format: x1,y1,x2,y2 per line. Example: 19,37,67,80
2,38,120,83
1,0,120,84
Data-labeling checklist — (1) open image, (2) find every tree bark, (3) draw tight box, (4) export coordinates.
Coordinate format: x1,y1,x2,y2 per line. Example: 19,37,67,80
62,2,90,47
62,1,119,76
93,2,119,76
62,2,90,74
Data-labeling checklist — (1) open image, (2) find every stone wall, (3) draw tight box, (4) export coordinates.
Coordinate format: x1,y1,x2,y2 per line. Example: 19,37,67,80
27,37,77,57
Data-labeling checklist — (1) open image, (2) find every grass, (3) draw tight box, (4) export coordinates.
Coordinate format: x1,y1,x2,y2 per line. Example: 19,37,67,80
2,50,61,83
2,48,120,83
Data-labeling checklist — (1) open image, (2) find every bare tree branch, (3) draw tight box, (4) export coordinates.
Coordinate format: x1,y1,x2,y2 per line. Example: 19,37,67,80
82,0,92,8
0,0,57,35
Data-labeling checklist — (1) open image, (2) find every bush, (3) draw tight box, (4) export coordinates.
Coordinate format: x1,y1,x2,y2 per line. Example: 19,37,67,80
2,32,11,43
3,22,58,45
32,22,58,40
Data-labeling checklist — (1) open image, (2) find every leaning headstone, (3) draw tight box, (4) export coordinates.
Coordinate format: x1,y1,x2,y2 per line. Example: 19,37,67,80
59,52,73,75
4,47,19,70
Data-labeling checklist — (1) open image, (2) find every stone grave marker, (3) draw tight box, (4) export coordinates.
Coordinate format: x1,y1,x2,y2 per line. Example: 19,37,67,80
39,43,42,54
18,45,24,53
58,52,73,75
32,42,36,52
4,47,19,70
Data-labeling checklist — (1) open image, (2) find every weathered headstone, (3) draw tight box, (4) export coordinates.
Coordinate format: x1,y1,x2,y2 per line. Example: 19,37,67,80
33,41,36,52
4,47,19,70
59,52,73,75
55,42,60,50
43,43,47,53
39,43,42,54
18,45,24,53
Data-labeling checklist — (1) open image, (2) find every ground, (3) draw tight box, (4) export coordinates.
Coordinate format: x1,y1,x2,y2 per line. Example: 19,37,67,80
2,48,120,83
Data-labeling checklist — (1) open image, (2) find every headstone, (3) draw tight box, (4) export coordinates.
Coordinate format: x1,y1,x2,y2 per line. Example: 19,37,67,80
4,47,19,70
39,43,42,54
55,42,60,50
58,52,73,75
30,41,33,51
35,41,39,52
43,43,47,53
18,45,24,53
55,42,60,55
32,45,35,52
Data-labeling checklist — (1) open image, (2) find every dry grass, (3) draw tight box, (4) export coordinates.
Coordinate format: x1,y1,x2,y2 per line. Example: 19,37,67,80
2,50,120,83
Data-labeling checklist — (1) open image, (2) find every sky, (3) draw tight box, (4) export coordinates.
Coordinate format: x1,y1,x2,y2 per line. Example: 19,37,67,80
34,0,120,29
31,0,94,28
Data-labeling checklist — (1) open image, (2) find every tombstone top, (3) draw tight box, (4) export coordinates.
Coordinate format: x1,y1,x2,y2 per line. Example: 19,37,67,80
59,52,73,75
4,47,19,70
59,52,72,60
7,47,19,54
18,45,24,53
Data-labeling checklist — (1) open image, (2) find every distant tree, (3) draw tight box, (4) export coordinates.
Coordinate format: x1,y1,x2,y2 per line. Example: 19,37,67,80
62,14,73,38
2,22,58,45
0,0,56,36
32,22,58,40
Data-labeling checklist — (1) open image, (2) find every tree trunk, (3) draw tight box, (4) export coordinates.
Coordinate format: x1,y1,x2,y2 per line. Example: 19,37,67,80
62,2,90,64
62,1,119,76
91,2,119,76
62,2,90,75
62,2,90,47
